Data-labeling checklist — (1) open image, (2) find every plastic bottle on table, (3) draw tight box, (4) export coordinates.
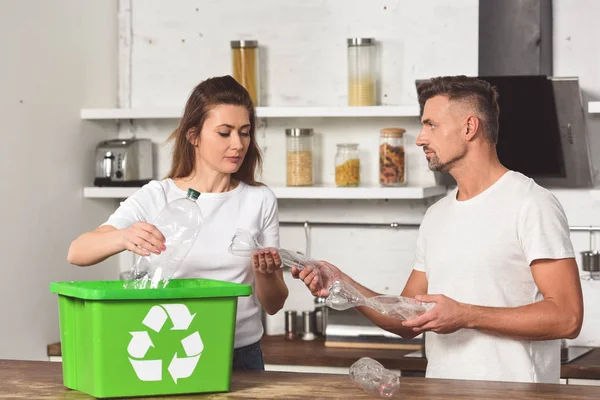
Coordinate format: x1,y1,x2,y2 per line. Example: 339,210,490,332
349,357,400,398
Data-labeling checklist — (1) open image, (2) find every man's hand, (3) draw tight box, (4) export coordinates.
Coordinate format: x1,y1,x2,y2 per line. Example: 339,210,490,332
291,261,342,297
402,294,471,334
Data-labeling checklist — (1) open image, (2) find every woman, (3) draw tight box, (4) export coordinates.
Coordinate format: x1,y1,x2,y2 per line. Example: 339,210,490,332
67,75,288,370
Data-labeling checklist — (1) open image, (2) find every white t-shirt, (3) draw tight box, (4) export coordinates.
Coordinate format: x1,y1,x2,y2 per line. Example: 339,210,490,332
103,179,279,348
414,171,575,383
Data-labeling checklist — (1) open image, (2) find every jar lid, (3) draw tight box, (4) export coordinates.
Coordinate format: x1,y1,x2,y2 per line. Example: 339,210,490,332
336,143,359,148
347,38,374,46
380,128,406,138
231,40,258,48
285,128,313,137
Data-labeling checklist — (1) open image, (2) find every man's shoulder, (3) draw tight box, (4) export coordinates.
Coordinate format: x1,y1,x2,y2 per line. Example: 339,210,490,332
425,188,455,214
503,171,558,205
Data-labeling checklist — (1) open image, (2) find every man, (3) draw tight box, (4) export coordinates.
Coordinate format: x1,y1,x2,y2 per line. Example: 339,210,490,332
292,76,584,383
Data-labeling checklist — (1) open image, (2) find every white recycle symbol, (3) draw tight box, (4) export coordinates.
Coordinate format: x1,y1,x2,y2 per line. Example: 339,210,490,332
127,304,203,384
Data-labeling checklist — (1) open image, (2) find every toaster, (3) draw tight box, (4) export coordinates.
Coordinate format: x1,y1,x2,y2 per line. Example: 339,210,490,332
93,139,154,187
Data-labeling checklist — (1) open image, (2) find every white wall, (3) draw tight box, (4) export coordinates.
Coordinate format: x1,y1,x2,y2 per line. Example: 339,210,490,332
0,0,119,360
114,0,600,342
120,0,479,334
553,0,600,347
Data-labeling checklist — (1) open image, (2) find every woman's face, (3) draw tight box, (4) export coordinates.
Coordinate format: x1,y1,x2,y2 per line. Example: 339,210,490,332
191,104,252,175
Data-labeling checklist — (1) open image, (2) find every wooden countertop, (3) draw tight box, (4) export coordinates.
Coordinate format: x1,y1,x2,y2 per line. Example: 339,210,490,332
48,335,600,380
3,359,600,399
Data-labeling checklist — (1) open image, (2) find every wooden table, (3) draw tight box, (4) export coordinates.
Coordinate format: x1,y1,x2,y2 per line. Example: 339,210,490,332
2,359,600,399
48,335,600,380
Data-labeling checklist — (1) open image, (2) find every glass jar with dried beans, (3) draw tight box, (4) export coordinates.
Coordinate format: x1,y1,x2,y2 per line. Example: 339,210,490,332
286,128,314,186
335,143,360,187
379,128,406,186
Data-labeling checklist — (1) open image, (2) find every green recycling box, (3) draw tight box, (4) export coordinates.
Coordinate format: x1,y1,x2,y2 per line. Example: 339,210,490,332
50,278,252,398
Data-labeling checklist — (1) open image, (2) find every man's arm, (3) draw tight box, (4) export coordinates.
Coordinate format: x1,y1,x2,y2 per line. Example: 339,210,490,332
348,270,429,339
291,263,429,339
403,258,583,340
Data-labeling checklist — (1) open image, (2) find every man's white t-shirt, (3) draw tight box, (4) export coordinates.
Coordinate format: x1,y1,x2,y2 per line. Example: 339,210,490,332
103,179,279,349
414,171,575,383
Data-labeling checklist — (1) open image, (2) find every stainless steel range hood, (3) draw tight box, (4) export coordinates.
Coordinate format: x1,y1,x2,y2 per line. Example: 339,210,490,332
429,75,594,188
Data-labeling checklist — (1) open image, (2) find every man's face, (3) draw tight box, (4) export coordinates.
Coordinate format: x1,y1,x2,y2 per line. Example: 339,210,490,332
416,95,468,172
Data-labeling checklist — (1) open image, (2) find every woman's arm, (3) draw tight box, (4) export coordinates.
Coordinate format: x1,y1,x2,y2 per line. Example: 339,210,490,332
252,187,288,314
253,250,288,314
67,222,166,266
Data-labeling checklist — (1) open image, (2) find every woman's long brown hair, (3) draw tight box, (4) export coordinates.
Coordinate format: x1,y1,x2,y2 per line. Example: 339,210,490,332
165,75,262,185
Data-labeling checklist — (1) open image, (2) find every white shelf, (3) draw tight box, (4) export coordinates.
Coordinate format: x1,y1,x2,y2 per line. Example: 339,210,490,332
80,106,420,120
256,106,420,118
83,187,139,198
272,185,446,199
80,108,183,119
83,185,446,200
589,101,600,114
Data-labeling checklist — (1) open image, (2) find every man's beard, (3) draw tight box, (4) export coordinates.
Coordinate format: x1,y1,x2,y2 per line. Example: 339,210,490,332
427,149,466,173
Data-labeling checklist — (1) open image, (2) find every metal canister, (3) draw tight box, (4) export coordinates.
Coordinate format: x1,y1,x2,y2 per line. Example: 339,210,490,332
581,251,600,280
314,296,328,336
301,311,316,341
284,310,297,340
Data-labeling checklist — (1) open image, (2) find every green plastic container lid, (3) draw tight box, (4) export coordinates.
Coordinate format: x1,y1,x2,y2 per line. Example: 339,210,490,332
50,278,252,301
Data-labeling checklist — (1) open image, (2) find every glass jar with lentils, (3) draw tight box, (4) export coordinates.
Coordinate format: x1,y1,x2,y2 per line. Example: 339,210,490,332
286,128,314,186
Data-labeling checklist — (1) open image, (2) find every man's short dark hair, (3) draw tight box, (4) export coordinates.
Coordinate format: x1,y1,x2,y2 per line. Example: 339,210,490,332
417,76,500,144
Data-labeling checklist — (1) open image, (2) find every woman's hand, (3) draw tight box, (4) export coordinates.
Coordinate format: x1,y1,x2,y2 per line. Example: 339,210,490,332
119,222,166,256
251,249,282,275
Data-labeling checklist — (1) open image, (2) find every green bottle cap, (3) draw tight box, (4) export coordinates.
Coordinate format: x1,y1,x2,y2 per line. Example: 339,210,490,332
187,188,201,200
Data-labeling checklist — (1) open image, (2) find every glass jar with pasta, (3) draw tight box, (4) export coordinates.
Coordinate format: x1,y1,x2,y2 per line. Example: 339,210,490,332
286,128,314,186
335,144,360,187
231,40,259,106
347,38,376,106
379,128,406,186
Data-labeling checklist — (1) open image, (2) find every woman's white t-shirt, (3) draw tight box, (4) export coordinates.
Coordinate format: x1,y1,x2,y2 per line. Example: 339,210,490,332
102,179,279,348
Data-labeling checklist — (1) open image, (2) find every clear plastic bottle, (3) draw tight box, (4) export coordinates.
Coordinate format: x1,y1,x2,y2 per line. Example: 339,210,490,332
349,357,400,398
126,188,202,289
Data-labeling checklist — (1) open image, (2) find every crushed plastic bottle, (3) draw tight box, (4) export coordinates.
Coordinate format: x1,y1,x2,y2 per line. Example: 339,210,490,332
229,228,433,320
125,188,202,289
327,280,434,320
229,228,333,285
349,357,400,398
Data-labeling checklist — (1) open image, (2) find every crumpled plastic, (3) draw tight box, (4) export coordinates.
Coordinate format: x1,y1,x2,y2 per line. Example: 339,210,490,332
228,228,334,285
350,357,400,398
229,228,433,320
327,280,434,320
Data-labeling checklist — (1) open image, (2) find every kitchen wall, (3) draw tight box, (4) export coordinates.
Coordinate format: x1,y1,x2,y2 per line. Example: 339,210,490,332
116,0,600,344
117,0,478,334
553,0,600,346
0,0,119,360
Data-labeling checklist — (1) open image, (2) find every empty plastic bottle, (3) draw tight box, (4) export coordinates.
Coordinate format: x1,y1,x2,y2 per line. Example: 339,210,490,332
349,357,400,398
125,188,202,289
327,280,433,320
